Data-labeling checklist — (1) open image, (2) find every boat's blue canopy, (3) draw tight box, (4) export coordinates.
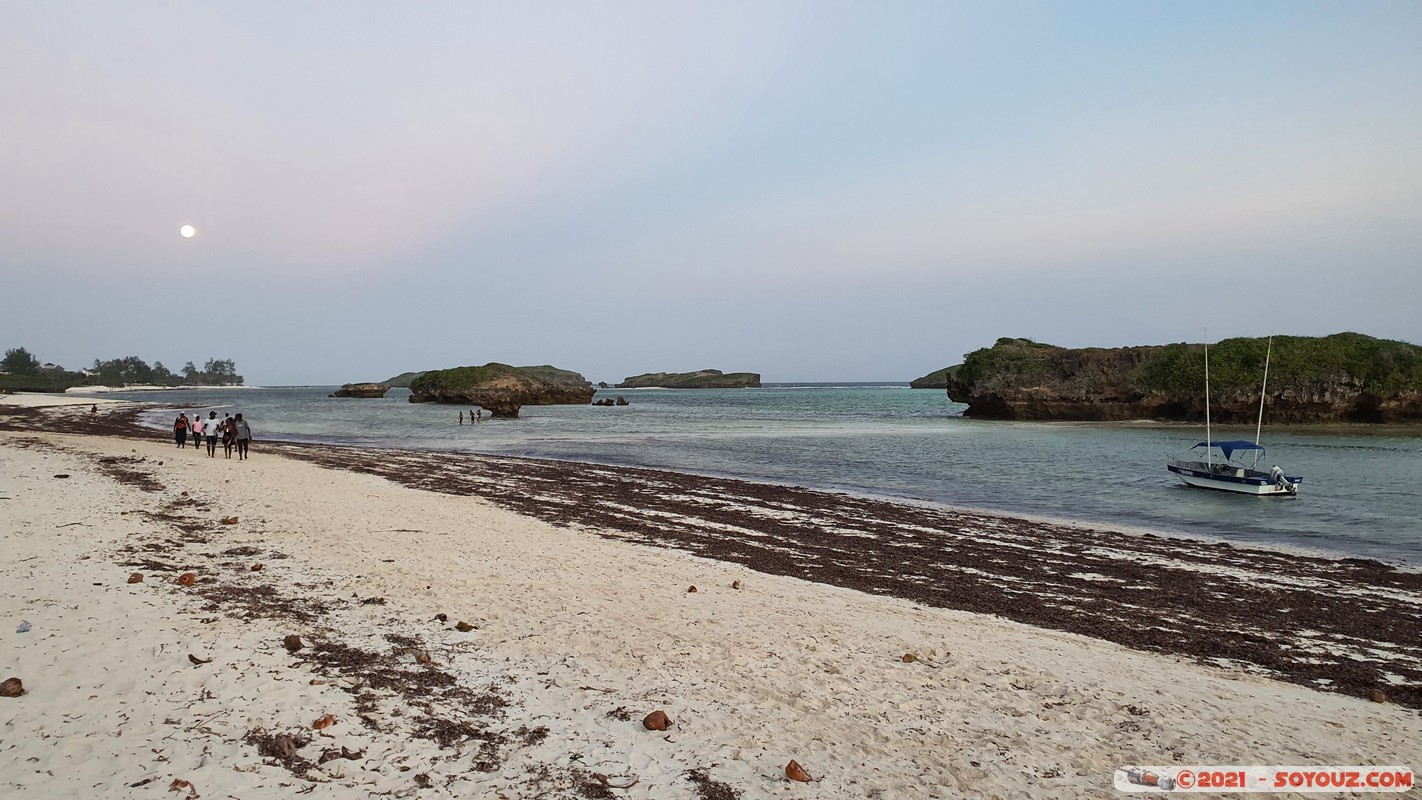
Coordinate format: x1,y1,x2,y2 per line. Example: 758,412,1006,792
1194,440,1264,460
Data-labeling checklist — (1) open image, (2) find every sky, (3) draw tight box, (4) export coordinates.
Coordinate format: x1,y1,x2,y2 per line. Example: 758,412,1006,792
2,1,1419,385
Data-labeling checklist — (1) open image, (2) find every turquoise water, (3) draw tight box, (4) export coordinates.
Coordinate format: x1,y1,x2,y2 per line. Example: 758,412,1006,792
124,384,1422,566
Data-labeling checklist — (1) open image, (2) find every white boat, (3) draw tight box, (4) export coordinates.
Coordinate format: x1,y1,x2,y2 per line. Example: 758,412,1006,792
1167,440,1301,495
1166,336,1302,496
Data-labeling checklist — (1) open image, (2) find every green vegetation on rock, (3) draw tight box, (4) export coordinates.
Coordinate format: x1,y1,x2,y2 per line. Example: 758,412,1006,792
909,366,959,389
944,334,1422,423
409,364,529,395
1135,333,1422,396
951,338,1065,397
617,369,761,389
407,363,597,416
389,365,587,388
384,371,426,388
515,365,591,387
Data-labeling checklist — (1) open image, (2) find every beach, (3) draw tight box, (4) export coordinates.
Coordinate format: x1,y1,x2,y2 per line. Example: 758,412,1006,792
2,397,1420,798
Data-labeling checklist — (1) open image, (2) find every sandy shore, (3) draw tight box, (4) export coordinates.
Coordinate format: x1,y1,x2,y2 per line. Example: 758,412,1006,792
2,402,1420,798
63,385,260,393
0,392,133,408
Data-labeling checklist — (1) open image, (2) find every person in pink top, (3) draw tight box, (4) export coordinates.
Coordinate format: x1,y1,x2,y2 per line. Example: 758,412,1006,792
190,413,204,449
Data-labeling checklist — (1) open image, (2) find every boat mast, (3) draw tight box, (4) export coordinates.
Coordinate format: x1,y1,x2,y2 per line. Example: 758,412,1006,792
1204,337,1212,467
1255,335,1272,448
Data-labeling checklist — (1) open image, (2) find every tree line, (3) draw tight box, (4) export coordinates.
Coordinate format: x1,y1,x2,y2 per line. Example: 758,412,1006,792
1,347,243,390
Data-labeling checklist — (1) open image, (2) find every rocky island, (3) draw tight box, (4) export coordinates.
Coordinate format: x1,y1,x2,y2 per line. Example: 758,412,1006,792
384,371,425,388
941,333,1422,423
388,366,587,390
332,382,390,398
909,367,953,389
617,369,761,389
408,364,596,418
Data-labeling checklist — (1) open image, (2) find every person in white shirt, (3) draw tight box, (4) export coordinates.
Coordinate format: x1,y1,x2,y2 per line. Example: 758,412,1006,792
205,411,220,457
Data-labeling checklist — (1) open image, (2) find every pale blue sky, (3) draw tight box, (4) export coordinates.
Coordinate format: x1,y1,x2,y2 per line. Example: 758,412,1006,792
2,1,1419,384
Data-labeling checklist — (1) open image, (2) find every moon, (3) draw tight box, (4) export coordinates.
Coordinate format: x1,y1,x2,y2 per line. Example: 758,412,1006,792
179,224,196,238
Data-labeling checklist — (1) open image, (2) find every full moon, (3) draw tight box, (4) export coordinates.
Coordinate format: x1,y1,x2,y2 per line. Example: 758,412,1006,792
179,224,196,238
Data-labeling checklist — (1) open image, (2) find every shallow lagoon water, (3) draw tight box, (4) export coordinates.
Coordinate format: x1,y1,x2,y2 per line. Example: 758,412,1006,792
123,384,1422,566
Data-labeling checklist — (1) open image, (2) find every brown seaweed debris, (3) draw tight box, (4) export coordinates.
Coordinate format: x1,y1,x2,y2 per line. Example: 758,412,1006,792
318,746,365,764
252,439,1422,710
244,728,314,776
687,768,742,800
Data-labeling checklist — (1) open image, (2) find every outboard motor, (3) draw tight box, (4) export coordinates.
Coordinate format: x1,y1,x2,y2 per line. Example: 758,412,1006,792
1271,466,1296,494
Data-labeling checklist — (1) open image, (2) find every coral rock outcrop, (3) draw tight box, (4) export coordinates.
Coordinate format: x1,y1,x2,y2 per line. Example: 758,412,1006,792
408,364,595,418
333,383,390,398
943,334,1422,423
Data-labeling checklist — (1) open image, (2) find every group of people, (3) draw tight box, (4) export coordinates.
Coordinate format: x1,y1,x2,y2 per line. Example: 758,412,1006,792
458,409,483,425
173,410,252,460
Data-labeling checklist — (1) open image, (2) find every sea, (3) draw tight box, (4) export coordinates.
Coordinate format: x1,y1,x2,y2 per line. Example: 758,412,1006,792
112,384,1422,568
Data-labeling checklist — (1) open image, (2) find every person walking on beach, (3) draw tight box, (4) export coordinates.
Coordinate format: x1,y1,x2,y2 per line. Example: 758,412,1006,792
190,413,204,449
90,404,97,417
204,411,220,457
222,415,235,459
173,413,189,448
233,413,252,460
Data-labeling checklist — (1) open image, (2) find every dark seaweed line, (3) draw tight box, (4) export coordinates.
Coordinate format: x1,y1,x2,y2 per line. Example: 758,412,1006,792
260,441,1422,710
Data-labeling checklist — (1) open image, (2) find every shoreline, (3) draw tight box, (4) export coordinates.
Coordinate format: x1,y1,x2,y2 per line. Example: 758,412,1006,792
64,384,259,393
118,399,1422,570
288,438,1419,571
2,403,1420,797
13,397,1421,569
4,398,1420,709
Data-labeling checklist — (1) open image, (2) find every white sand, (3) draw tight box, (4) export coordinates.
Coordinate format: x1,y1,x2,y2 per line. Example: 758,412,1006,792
0,392,131,407
64,385,259,393
1,424,1418,798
